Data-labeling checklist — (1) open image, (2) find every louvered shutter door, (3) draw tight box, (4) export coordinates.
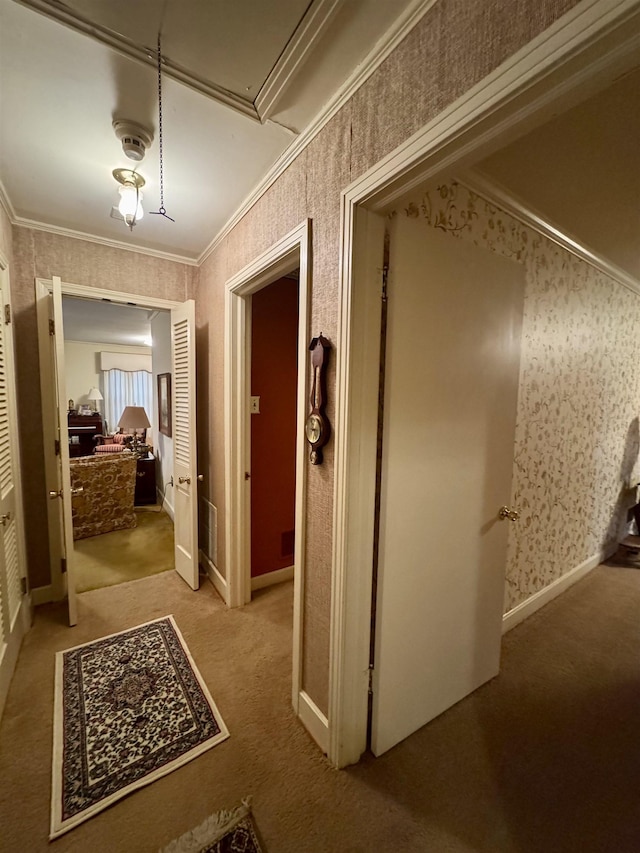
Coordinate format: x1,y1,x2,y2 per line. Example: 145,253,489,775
0,300,20,629
0,309,8,644
171,300,199,590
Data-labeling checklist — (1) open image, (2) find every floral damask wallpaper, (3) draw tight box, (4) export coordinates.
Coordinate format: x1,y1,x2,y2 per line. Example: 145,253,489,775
394,181,640,612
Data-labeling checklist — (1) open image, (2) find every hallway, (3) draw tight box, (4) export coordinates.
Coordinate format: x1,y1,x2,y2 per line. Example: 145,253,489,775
1,561,639,852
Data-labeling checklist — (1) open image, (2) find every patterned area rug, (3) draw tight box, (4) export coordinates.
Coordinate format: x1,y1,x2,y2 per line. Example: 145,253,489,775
160,800,266,853
50,616,229,839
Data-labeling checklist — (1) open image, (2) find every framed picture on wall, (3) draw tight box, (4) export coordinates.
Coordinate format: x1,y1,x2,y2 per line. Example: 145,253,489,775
158,373,172,437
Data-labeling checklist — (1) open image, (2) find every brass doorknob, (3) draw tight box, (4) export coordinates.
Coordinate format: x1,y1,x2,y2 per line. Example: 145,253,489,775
71,487,84,496
197,474,204,482
178,476,191,485
498,505,520,522
0,512,11,526
49,490,62,500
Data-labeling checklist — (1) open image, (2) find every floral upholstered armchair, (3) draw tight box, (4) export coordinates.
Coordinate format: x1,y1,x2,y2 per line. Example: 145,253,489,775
69,454,137,540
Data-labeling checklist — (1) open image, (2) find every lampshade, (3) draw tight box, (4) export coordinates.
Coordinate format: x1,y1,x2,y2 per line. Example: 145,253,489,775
87,387,103,401
118,406,151,430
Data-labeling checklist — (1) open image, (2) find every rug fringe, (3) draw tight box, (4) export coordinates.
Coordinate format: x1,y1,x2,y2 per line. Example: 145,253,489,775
160,798,253,853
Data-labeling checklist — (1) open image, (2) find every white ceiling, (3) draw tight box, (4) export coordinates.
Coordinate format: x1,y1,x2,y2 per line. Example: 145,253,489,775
62,296,159,346
0,0,415,261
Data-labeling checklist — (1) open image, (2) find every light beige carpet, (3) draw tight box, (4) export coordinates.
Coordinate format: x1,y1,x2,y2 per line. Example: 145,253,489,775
73,509,174,592
2,561,640,851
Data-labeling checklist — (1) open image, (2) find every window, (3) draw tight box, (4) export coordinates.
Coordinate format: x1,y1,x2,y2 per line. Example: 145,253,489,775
104,369,152,434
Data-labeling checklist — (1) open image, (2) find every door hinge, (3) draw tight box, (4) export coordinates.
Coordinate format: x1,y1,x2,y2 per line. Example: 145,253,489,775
54,439,60,456
49,318,55,336
20,577,27,596
61,557,67,574
381,265,389,303
368,664,374,695
4,304,10,325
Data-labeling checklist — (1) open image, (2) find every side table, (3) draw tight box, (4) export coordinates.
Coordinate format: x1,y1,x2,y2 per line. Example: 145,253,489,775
135,453,157,505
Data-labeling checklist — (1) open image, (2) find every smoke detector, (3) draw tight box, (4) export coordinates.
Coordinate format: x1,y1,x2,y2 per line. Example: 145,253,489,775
113,120,154,162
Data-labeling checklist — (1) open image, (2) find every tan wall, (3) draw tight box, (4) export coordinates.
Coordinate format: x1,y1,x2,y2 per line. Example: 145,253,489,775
196,0,582,714
11,226,196,589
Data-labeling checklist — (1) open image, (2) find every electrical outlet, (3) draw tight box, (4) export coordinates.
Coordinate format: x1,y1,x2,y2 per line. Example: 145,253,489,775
250,396,260,414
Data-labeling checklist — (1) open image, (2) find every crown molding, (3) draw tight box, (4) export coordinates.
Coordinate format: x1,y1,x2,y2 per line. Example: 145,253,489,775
15,0,259,121
0,178,16,222
13,217,198,266
255,0,346,121
462,169,640,297
197,0,439,266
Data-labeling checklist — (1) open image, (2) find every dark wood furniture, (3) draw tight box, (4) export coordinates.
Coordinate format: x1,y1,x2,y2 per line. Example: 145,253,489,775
68,413,103,457
134,453,157,505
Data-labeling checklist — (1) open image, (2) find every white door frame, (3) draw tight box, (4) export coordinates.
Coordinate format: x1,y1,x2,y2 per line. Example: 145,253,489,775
35,278,182,603
224,219,310,713
328,0,640,767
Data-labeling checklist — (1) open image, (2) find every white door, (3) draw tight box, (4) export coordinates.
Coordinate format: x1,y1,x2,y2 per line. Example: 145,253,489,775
371,218,525,756
171,299,199,589
51,277,79,626
0,256,30,717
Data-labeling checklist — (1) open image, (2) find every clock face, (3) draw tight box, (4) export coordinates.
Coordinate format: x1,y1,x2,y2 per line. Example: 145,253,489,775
305,413,323,445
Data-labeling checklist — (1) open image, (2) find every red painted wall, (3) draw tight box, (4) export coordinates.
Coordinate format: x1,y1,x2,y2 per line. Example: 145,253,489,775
250,276,299,577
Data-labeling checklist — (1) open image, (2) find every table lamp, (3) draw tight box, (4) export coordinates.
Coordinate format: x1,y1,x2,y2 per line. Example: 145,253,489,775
118,406,151,454
87,386,103,414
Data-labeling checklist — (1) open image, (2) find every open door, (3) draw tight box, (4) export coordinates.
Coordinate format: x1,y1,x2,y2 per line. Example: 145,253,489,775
171,299,199,590
50,276,78,626
370,220,524,756
0,255,30,717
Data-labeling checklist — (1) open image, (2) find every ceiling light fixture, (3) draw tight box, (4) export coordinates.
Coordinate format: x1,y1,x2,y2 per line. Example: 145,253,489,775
112,168,145,230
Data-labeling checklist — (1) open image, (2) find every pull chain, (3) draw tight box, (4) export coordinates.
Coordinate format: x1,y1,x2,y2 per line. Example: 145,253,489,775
150,33,175,222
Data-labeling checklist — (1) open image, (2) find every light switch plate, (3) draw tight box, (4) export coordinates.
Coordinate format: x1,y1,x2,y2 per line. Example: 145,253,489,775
250,396,260,414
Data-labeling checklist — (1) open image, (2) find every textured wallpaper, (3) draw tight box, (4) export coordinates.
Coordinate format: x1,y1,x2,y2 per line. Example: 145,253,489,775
197,0,583,714
392,180,640,611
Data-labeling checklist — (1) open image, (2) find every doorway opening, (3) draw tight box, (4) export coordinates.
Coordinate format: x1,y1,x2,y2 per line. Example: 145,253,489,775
329,4,640,767
61,295,175,594
225,220,315,743
36,278,199,626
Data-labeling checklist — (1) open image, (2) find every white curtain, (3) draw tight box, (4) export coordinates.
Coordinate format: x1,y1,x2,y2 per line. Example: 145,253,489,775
104,369,152,434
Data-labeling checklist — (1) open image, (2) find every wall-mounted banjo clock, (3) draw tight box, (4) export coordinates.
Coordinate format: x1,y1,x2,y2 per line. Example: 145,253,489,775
305,334,331,464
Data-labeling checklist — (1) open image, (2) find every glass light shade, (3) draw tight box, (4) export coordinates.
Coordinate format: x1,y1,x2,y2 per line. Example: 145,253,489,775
118,183,143,224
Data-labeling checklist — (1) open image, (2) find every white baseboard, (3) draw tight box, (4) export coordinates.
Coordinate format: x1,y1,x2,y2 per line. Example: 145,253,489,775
297,690,329,754
502,548,611,634
31,584,53,606
0,596,31,721
158,489,174,522
251,565,294,591
199,550,227,604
